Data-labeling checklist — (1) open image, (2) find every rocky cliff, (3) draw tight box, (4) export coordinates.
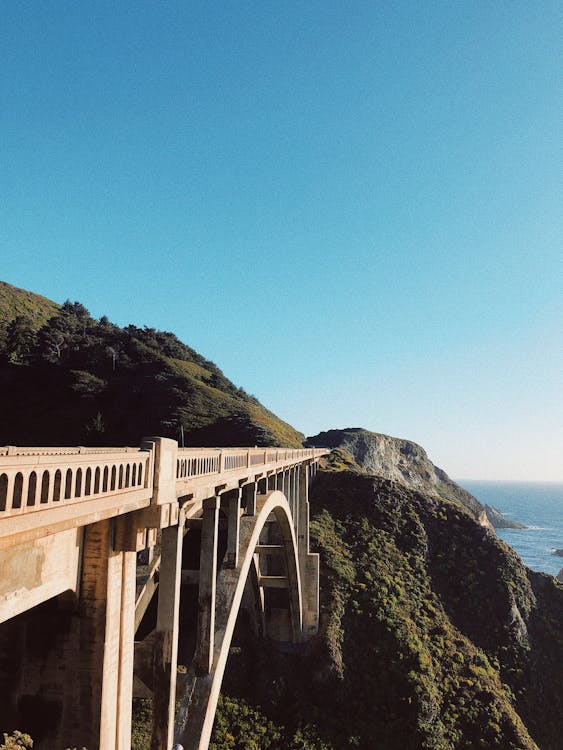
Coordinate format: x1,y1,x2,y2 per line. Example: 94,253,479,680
305,427,523,529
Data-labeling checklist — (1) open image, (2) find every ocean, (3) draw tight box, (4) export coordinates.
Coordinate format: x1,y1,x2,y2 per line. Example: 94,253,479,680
459,480,563,577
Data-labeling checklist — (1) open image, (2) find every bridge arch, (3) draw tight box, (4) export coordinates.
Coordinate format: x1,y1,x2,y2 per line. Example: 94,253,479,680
175,489,303,750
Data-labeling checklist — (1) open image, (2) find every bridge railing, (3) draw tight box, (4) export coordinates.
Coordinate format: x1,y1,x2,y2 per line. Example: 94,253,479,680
0,446,143,457
176,447,324,480
0,447,151,519
0,441,327,544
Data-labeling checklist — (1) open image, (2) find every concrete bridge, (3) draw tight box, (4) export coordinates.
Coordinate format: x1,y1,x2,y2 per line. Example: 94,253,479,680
0,439,328,749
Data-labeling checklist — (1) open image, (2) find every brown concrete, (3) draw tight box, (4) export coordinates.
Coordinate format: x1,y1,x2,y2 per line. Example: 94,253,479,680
0,528,81,624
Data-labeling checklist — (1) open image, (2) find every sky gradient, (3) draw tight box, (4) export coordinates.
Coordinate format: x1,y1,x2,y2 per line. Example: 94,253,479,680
2,1,562,479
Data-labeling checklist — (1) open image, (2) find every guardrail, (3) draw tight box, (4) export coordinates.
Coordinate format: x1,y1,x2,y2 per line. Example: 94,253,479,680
0,446,142,457
176,447,325,480
0,448,151,517
0,442,328,541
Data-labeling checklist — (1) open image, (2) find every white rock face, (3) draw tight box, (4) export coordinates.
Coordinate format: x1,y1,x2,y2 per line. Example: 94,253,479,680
306,428,521,529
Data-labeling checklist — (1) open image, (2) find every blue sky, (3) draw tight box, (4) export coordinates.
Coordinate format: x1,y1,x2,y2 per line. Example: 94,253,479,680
2,1,562,479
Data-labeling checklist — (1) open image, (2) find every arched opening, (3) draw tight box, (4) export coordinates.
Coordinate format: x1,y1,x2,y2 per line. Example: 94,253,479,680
110,466,117,491
75,468,82,498
26,472,37,506
85,467,92,496
102,467,109,492
0,473,8,511
13,473,23,509
40,471,50,503
64,469,73,500
53,470,62,502
94,467,101,494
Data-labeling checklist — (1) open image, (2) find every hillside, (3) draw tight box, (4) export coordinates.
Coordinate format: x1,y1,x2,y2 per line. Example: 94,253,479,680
211,464,563,750
0,282,60,354
305,427,523,529
0,282,303,448
0,281,60,328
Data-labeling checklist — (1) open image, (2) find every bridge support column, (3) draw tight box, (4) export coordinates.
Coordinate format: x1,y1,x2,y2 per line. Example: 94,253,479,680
298,463,319,638
297,464,309,560
294,467,300,521
289,467,297,519
195,495,220,674
293,467,300,538
116,548,136,750
226,489,241,568
242,480,257,516
57,518,136,750
257,476,267,495
151,509,185,750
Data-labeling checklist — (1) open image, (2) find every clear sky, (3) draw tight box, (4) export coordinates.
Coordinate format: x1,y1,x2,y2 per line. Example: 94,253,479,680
1,2,562,480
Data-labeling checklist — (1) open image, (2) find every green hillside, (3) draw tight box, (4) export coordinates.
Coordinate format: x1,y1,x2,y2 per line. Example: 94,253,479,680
0,281,60,354
0,281,60,327
0,282,303,447
210,462,563,750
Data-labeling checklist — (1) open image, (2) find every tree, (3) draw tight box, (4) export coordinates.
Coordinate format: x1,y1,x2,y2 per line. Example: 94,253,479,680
5,316,36,364
36,300,93,364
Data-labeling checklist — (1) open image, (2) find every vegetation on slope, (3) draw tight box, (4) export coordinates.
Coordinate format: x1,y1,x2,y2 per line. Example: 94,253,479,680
0,282,59,332
0,283,303,447
212,464,563,750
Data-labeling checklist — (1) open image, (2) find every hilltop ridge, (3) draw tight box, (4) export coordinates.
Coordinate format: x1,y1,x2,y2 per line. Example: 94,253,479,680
0,281,303,448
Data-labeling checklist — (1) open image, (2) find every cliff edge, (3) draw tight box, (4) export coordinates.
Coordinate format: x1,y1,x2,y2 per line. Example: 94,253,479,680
305,427,523,529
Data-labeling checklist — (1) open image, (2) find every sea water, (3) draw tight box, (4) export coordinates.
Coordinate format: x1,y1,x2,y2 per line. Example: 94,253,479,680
459,481,563,577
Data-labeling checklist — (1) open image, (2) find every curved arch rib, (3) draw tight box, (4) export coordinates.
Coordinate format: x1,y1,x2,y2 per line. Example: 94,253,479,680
175,490,303,750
